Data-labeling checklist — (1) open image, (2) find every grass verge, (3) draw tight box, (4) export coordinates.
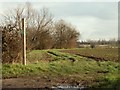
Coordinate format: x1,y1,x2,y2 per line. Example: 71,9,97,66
3,49,120,88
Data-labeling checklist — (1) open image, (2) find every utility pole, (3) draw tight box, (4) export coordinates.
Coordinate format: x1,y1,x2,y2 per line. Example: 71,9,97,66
22,18,26,65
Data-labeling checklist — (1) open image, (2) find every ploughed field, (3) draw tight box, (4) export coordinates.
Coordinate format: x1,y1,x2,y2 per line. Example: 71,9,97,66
2,48,120,89
60,48,118,62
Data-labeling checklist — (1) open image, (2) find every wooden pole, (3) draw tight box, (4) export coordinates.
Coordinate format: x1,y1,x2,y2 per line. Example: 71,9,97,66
22,18,26,65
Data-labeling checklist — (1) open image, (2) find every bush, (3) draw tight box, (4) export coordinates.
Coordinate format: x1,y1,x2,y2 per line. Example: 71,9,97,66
90,43,95,48
2,25,22,64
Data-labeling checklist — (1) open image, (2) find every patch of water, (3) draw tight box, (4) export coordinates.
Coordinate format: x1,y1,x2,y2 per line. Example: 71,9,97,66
52,85,86,90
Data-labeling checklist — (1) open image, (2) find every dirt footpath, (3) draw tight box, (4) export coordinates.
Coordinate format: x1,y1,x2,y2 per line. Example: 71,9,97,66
2,76,85,88
3,77,56,88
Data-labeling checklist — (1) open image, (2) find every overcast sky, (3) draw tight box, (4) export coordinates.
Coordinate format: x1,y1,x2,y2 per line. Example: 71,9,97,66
0,1,118,41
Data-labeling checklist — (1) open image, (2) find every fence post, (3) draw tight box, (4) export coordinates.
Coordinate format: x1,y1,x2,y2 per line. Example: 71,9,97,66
22,18,26,65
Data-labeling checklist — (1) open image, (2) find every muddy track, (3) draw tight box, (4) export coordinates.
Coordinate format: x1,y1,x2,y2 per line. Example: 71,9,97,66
47,51,59,57
76,54,107,61
59,50,108,61
47,51,76,62
2,75,88,88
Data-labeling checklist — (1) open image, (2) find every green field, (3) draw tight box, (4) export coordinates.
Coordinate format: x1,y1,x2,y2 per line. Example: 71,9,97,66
2,48,120,89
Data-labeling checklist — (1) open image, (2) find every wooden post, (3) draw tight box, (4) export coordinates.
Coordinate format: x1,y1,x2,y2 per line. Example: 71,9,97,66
22,18,26,65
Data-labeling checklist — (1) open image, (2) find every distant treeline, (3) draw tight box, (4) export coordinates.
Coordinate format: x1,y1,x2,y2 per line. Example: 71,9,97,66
77,39,118,48
78,39,118,45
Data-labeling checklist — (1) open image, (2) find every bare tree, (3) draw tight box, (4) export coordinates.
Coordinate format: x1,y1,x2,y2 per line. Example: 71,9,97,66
1,2,54,63
1,5,25,63
53,20,80,49
28,8,54,50
1,2,80,64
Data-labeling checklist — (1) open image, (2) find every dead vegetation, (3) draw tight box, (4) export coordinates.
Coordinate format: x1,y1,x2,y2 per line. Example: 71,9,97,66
1,2,80,63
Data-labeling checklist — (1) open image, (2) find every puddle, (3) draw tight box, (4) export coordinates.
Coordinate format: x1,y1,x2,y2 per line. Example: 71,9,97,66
52,85,86,90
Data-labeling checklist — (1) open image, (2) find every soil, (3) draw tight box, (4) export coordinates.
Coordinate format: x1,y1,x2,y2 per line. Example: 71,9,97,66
2,71,100,89
2,75,87,88
60,50,107,61
2,76,60,88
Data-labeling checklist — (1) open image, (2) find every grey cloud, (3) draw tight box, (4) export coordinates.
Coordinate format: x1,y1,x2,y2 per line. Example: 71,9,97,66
1,2,117,20
42,2,118,20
